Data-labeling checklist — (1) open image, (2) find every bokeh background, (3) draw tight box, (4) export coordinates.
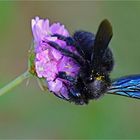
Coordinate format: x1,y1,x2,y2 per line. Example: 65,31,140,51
0,1,140,139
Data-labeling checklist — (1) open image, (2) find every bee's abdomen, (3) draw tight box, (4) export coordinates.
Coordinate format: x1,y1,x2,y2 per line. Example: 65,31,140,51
73,31,95,60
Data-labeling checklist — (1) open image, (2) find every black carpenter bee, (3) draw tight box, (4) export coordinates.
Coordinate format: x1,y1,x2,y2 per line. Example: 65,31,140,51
47,19,140,105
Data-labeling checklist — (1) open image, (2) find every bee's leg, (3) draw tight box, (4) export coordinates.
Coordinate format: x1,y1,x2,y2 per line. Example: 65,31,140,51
52,34,85,57
63,82,81,99
57,71,81,98
58,71,86,104
47,41,85,65
65,83,81,98
69,87,81,98
52,34,75,46
57,71,77,83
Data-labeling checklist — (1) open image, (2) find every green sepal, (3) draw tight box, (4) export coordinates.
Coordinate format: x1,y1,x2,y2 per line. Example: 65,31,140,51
28,42,37,76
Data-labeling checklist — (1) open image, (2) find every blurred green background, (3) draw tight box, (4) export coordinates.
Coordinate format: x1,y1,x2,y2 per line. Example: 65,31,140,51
0,1,140,139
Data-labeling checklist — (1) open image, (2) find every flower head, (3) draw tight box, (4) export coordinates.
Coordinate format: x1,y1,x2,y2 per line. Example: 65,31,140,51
31,17,80,100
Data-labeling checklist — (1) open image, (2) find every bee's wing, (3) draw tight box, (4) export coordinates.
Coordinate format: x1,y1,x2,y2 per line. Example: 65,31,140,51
92,19,113,68
107,75,140,99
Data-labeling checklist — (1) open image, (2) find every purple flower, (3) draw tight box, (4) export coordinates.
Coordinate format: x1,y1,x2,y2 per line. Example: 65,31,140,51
31,16,80,100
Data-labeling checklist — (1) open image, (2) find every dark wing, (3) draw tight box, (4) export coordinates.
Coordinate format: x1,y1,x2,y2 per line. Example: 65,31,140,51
108,75,140,99
92,19,113,71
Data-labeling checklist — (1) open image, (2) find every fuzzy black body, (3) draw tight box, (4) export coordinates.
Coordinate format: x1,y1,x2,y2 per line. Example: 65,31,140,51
68,30,113,104
49,19,114,105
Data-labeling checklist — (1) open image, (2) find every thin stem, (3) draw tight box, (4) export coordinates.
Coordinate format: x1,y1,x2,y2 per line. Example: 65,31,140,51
0,71,31,96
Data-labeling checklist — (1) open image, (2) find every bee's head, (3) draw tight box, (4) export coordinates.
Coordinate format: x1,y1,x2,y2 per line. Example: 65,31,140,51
87,74,111,99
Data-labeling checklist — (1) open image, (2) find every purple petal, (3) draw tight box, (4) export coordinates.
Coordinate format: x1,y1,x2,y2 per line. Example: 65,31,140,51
32,17,80,100
60,85,69,99
48,79,62,93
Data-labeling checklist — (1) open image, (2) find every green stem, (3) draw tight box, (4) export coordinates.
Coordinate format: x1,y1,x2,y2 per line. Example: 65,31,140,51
0,71,31,96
